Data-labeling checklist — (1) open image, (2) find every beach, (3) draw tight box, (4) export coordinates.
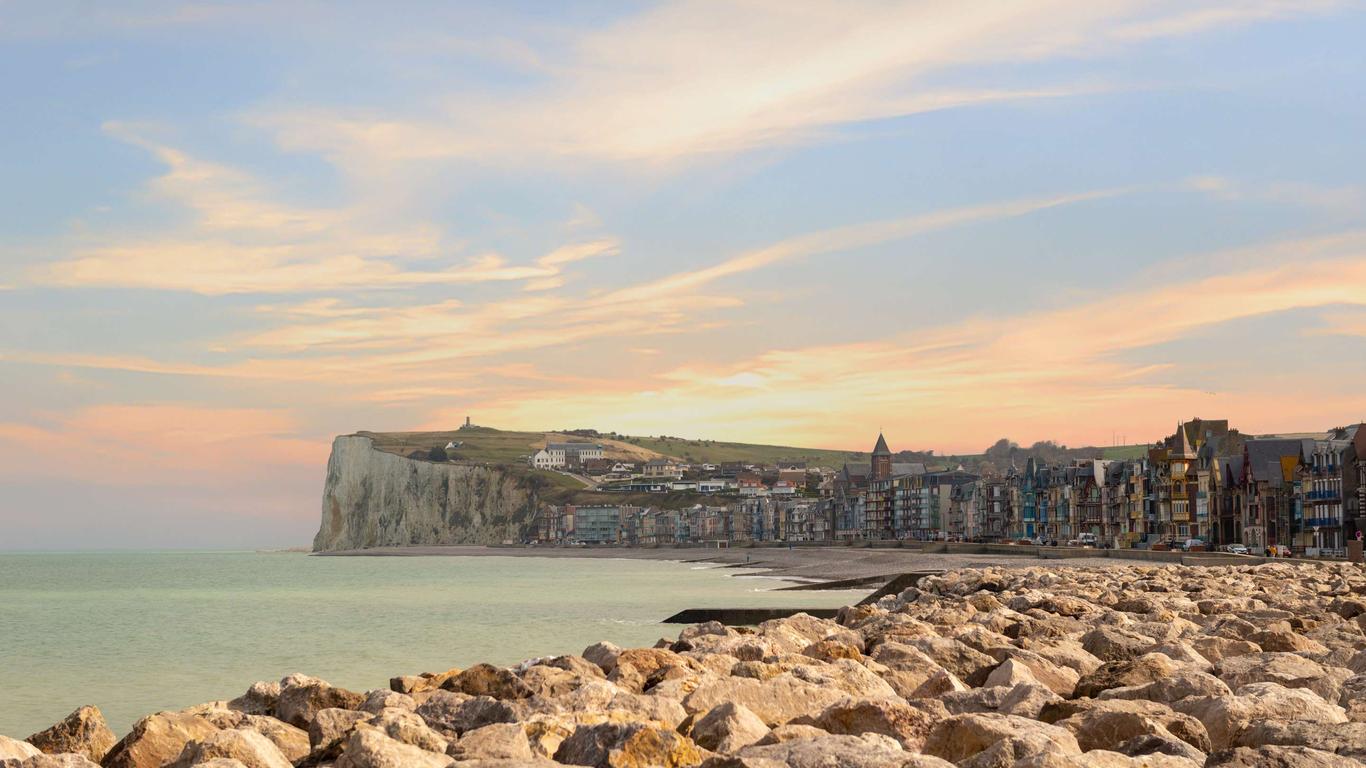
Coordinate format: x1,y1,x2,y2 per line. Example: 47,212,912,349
316,544,1125,583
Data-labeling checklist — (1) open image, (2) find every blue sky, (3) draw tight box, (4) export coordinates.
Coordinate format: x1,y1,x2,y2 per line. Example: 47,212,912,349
2,1,1365,548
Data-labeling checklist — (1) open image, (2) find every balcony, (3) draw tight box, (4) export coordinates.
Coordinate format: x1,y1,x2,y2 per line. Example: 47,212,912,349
1305,490,1340,501
1304,517,1341,528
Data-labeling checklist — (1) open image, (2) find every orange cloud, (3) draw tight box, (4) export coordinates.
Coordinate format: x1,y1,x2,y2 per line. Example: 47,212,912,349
0,405,323,487
468,243,1366,453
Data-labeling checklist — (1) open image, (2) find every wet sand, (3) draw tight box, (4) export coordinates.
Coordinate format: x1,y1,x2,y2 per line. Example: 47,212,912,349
317,544,1122,583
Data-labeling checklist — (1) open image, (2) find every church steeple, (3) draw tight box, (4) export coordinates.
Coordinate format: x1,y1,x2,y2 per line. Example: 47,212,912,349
871,432,892,481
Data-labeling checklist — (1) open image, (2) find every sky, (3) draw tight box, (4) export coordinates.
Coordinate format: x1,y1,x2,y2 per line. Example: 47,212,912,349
2,1,1366,549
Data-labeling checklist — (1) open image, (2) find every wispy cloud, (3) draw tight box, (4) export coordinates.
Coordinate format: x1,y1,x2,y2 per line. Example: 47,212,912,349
253,1,1336,168
472,233,1366,451
1187,175,1365,213
31,129,617,295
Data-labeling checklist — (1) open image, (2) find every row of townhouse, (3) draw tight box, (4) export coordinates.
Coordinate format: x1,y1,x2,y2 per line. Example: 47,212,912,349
532,422,1366,553
532,499,833,546
833,423,1366,553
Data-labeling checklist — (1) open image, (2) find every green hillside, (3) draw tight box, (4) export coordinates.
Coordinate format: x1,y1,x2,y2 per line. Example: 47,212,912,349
613,434,866,467
355,426,1151,472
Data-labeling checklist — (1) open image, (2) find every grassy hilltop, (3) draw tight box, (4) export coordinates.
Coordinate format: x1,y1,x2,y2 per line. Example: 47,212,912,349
354,425,1148,473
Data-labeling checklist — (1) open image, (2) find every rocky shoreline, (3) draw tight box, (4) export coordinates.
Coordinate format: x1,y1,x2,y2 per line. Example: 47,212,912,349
4,562,1366,768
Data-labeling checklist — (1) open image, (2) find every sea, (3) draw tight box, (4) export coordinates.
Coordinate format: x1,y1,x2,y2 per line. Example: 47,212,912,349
0,550,864,737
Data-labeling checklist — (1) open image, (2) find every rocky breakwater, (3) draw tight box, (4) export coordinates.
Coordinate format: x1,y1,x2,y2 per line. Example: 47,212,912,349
313,435,541,551
6,562,1366,768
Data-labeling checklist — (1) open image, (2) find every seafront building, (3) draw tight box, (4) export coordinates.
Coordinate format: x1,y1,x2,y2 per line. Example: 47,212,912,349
530,421,1365,556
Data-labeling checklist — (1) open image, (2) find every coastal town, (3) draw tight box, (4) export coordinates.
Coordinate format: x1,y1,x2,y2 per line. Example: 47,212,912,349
530,419,1366,558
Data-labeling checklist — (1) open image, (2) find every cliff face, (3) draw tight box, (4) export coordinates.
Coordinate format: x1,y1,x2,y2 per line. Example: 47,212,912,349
312,435,541,552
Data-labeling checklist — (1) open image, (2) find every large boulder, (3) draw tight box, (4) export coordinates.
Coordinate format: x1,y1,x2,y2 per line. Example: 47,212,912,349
0,737,41,761
1173,683,1349,750
227,683,280,717
1214,653,1346,702
1205,745,1362,766
702,733,913,768
332,728,452,768
792,697,937,751
24,706,116,763
1055,702,1210,755
442,664,532,700
553,722,704,768
1081,626,1153,662
922,713,1081,765
416,693,518,737
1075,654,1178,699
448,723,533,761
688,703,770,753
365,709,447,754
1229,720,1366,760
681,673,850,726
168,728,292,768
275,675,365,729
0,756,102,768
102,712,219,768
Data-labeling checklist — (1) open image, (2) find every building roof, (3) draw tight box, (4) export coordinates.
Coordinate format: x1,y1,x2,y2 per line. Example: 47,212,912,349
891,462,926,476
547,442,602,452
1245,438,1304,481
872,433,891,456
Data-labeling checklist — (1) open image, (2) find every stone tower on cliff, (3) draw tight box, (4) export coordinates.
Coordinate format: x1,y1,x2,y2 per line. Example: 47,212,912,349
871,432,892,481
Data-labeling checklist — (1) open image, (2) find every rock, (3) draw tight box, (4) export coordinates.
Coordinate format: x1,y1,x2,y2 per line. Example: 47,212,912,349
1075,654,1178,698
169,728,292,768
1097,669,1231,704
103,711,219,768
1081,626,1153,662
24,706,116,763
416,693,519,737
1205,745,1362,766
1173,682,1349,750
1055,703,1210,754
1250,628,1330,655
224,716,307,762
1113,732,1208,763
367,708,448,753
908,668,970,698
682,673,848,726
984,659,1039,689
900,637,997,684
688,703,770,753
922,713,1081,765
792,697,936,751
997,683,1064,719
706,733,909,768
0,737,41,761
800,639,861,663
1214,653,1345,702
227,682,280,717
583,642,623,675
359,691,415,714
1230,720,1366,760
1191,636,1262,664
333,727,453,768
276,675,365,729
443,664,533,700
868,642,946,697
449,723,533,760
2,755,106,768
553,722,704,768
308,708,372,753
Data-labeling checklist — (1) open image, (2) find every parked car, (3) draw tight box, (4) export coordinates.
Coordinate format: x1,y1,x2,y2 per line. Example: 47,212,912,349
1184,538,1206,551
1222,543,1250,555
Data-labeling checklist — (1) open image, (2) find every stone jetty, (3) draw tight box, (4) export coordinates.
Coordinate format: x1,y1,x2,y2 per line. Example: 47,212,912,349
4,562,1366,767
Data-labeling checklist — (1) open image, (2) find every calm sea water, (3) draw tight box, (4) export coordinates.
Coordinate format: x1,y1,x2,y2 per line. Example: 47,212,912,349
0,551,862,737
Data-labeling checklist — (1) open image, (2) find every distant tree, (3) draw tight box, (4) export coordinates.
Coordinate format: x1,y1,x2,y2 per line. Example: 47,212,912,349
428,446,449,462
